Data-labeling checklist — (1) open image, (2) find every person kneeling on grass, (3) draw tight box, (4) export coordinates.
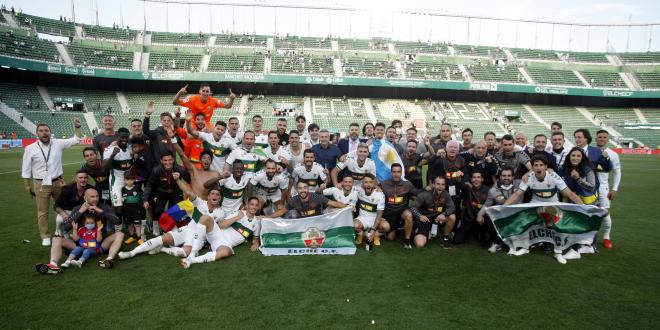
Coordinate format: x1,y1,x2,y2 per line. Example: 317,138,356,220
181,197,262,269
353,174,388,249
119,172,224,261
36,188,124,274
61,214,103,269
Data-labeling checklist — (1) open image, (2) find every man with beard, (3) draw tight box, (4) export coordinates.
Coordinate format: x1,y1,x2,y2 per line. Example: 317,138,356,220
103,128,133,218
461,128,475,151
427,140,466,208
264,131,292,174
276,118,289,145
224,131,267,179
461,140,499,187
409,176,456,249
549,132,570,169
353,174,388,248
143,151,191,235
380,164,418,248
53,171,93,237
36,188,123,274
312,129,343,175
119,173,224,261
453,171,490,245
339,123,365,155
322,175,359,213
180,197,262,269
172,83,236,127
206,160,250,215
386,126,405,156
173,142,218,200
331,143,376,187
22,119,82,246
524,134,558,172
494,134,531,179
400,138,435,190
290,149,328,195
143,102,178,161
477,166,521,253
267,181,347,219
430,123,454,153
177,112,208,169
80,146,111,205
129,135,154,189
398,127,427,154
294,115,311,142
249,159,289,215
185,112,235,173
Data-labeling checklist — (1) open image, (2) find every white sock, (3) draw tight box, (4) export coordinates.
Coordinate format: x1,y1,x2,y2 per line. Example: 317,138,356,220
131,236,163,256
189,251,216,264
140,220,147,240
161,246,187,257
114,224,123,233
152,221,161,236
49,260,58,267
55,216,64,237
602,214,612,240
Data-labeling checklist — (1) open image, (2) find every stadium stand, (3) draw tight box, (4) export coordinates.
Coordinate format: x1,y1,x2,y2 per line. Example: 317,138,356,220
403,58,463,80
24,110,92,138
618,52,660,64
0,31,60,63
248,96,303,129
587,107,640,127
488,103,548,137
0,82,46,111
339,38,389,51
509,48,558,61
207,54,264,73
342,56,398,78
15,12,75,37
528,105,600,140
395,41,449,54
311,98,372,130
0,110,32,138
149,52,203,72
452,44,504,58
151,31,207,45
276,36,331,49
271,53,334,75
633,72,660,89
67,44,133,69
562,51,609,63
467,63,527,83
581,71,626,88
215,33,268,47
526,67,584,86
82,25,137,41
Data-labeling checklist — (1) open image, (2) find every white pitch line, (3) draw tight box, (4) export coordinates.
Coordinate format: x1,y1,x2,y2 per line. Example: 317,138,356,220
0,161,84,175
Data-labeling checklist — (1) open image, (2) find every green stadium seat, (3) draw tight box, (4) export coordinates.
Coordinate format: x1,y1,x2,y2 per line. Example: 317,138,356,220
581,71,625,88
67,44,133,69
152,31,207,45
149,52,203,72
0,31,60,63
633,73,660,89
83,25,137,41
526,67,584,86
468,63,527,83
207,54,264,73
15,13,75,37
271,54,333,75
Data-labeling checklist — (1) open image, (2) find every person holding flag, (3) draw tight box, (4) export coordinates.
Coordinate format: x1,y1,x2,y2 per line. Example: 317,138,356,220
173,83,236,127
119,172,224,261
369,122,405,182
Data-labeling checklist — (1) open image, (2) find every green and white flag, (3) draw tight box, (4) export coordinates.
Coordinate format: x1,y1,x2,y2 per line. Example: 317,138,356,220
260,207,356,256
485,202,607,252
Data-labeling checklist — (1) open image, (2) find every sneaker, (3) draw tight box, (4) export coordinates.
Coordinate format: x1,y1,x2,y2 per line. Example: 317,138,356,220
577,245,595,254
488,243,501,253
118,251,132,260
98,258,114,269
554,253,567,264
442,237,453,250
511,248,529,256
70,260,82,268
373,235,381,246
137,239,145,245
35,263,60,275
562,249,581,260
60,261,71,268
41,238,51,247
355,234,363,245
148,245,162,255
124,237,136,244
603,239,613,249
180,258,191,269
403,238,412,249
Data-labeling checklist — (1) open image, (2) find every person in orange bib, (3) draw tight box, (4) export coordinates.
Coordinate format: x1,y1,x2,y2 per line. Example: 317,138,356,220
172,83,236,127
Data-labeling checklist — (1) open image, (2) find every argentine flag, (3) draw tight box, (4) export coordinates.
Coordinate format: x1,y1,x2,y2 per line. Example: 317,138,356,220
370,138,405,182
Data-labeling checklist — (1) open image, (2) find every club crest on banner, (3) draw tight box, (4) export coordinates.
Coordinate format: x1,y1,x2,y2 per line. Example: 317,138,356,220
301,227,326,248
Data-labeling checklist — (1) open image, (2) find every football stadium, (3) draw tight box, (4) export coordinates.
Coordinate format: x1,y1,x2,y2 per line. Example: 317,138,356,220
1,0,660,328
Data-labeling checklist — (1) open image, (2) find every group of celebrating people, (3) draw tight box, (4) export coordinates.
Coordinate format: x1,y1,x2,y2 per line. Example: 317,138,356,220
21,83,622,274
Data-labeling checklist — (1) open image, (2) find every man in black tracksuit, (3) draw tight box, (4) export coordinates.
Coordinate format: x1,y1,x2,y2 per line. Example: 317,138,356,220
453,171,491,245
380,163,421,248
142,150,190,234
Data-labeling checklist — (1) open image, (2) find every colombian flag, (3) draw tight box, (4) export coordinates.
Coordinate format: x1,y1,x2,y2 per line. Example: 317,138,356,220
158,200,202,232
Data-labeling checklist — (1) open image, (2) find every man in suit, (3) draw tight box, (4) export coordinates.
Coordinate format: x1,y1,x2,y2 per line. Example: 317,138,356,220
338,122,366,155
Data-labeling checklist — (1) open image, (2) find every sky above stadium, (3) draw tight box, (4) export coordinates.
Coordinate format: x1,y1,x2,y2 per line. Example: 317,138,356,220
4,0,660,52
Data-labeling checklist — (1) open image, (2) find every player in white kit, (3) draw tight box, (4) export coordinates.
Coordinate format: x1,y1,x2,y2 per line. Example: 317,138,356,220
595,130,622,249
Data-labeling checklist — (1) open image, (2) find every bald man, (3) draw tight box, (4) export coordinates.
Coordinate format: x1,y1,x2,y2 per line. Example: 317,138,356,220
35,188,124,274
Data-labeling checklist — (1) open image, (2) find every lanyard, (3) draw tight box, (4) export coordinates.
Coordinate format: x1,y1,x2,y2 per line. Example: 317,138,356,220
38,141,52,172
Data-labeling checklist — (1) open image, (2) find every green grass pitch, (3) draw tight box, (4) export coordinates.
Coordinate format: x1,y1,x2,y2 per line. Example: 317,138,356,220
1,146,659,328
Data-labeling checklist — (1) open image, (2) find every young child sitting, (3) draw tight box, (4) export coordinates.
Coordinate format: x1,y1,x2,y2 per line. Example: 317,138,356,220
61,214,104,268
